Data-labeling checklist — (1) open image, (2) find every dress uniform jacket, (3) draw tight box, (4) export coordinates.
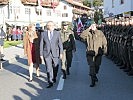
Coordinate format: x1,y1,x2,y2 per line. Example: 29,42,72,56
80,28,107,66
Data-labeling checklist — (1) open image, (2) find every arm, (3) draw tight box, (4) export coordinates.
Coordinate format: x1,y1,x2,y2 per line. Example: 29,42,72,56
69,33,76,51
80,28,91,41
40,32,44,57
58,31,63,59
101,31,107,54
24,32,28,55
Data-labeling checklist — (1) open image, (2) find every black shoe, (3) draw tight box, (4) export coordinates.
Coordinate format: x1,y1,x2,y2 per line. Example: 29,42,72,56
62,75,66,79
28,79,33,82
0,59,6,61
90,83,95,87
94,76,98,82
119,66,126,69
62,69,66,79
46,82,53,88
52,78,56,83
127,69,133,76
90,76,96,87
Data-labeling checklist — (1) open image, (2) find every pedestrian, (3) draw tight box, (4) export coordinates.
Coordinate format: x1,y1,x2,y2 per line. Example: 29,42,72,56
80,23,107,87
12,27,17,41
40,21,63,88
24,23,41,82
0,25,6,61
61,21,76,79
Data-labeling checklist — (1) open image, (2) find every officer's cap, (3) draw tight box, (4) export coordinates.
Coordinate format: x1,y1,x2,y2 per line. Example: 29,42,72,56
62,22,69,26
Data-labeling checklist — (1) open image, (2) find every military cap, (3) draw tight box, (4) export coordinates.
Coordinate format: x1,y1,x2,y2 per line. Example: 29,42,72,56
62,21,69,26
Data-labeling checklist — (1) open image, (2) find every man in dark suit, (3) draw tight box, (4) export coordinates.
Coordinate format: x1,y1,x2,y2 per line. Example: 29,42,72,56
40,21,63,88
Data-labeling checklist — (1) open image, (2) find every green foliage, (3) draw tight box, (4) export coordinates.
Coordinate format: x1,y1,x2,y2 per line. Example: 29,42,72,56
82,0,91,7
93,0,103,7
4,40,23,48
94,10,103,24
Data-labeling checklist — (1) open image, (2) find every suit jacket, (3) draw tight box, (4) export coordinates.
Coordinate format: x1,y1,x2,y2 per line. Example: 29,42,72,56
40,30,63,58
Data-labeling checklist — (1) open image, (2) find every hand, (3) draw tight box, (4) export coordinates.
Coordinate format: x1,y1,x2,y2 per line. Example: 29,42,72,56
60,54,63,60
40,56,44,61
73,49,76,53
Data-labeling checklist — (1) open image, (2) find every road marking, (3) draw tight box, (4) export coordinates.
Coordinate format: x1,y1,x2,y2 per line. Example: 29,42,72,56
57,75,64,90
53,99,60,100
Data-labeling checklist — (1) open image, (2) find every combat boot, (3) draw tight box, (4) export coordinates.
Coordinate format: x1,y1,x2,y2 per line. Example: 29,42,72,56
90,76,96,87
61,69,66,79
127,69,133,76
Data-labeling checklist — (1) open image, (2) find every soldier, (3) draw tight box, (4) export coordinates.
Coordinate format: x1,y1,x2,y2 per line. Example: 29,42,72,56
80,23,107,87
61,21,76,79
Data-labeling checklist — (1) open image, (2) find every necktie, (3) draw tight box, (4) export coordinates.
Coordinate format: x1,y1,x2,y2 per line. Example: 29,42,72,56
50,31,53,40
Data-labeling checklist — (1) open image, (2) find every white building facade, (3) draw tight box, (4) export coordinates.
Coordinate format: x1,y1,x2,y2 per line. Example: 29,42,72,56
104,0,133,18
0,0,73,29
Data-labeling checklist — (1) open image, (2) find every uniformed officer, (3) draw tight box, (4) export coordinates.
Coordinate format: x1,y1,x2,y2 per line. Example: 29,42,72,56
80,23,107,87
61,21,76,79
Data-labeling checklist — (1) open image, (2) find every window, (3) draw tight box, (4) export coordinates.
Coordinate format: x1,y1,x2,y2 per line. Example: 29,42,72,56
10,6,13,14
25,8,30,14
120,0,124,4
47,10,51,16
112,0,114,8
64,5,67,10
62,13,68,17
16,7,20,14
0,9,2,14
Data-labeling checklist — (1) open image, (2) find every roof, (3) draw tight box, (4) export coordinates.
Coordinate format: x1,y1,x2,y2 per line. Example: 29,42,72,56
0,0,9,5
65,0,91,10
21,0,59,7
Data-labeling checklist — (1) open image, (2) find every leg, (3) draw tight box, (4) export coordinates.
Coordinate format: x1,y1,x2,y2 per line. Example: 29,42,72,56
44,56,54,88
66,51,73,75
52,57,60,82
35,63,40,77
52,63,59,83
28,63,33,82
61,51,67,79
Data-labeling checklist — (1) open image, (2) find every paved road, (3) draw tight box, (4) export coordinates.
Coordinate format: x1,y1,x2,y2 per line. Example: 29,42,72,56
0,40,133,100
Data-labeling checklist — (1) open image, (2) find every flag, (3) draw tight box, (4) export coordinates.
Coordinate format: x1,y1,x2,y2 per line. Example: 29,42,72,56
51,2,55,12
77,17,84,35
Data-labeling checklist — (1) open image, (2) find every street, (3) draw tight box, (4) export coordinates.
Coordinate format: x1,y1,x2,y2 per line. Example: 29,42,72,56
0,40,133,100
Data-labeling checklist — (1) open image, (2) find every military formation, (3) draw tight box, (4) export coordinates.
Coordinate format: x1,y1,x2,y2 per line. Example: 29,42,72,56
103,17,133,76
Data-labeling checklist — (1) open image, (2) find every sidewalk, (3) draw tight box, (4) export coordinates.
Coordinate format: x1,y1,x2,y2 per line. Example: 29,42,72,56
0,44,25,69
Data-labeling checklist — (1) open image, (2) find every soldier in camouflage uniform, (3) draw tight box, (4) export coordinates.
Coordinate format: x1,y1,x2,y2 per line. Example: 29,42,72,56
61,21,76,79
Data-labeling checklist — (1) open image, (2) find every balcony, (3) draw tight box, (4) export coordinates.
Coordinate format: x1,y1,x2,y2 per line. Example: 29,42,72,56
21,0,37,5
0,0,9,4
21,0,59,7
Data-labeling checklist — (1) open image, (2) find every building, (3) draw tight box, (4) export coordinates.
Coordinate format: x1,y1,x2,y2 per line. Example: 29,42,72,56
0,0,91,29
104,0,133,18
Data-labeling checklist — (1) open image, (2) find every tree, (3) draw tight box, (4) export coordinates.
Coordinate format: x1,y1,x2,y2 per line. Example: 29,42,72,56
93,0,103,7
82,0,91,7
94,9,103,24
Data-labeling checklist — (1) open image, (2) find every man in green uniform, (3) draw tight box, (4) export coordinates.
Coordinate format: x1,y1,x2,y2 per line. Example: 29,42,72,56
61,21,76,79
